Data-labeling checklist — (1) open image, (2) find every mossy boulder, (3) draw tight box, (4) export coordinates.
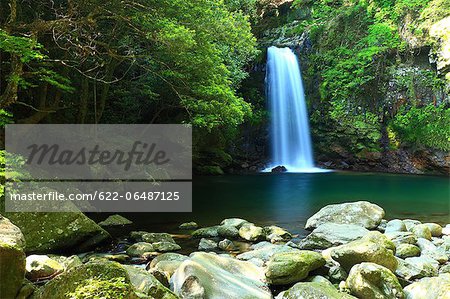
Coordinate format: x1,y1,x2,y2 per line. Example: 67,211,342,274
4,211,110,253
403,274,450,299
36,261,137,299
98,214,132,227
0,215,26,299
330,232,397,272
305,201,384,230
276,282,357,299
239,223,265,241
172,252,271,298
396,244,421,259
298,223,369,249
126,242,155,257
265,250,326,285
346,262,404,299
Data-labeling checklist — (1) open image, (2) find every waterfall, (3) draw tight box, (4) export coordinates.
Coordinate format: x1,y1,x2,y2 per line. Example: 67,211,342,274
265,46,323,173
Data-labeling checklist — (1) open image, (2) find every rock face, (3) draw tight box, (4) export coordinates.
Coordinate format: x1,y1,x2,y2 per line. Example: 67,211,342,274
298,223,369,249
276,281,357,299
265,251,326,285
171,252,271,299
346,262,404,299
4,211,110,253
403,274,450,299
330,232,397,272
305,201,385,230
0,215,26,299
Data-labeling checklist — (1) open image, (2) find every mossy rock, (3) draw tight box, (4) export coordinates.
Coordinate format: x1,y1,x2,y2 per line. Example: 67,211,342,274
277,281,357,299
4,212,110,253
0,215,26,299
36,261,137,299
265,250,326,285
0,241,26,299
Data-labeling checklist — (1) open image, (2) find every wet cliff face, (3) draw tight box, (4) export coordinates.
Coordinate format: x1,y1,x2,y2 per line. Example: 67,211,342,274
233,0,449,175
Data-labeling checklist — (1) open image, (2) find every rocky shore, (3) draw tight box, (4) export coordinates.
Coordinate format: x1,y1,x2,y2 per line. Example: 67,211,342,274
1,201,449,298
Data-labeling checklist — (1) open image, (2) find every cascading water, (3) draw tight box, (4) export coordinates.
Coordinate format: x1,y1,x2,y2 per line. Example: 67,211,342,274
265,46,325,173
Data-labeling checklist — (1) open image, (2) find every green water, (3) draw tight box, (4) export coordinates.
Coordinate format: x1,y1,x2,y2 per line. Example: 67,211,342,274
122,172,450,236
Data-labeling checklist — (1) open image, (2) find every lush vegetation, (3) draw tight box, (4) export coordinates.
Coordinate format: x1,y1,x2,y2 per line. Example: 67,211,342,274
1,0,449,172
289,0,450,152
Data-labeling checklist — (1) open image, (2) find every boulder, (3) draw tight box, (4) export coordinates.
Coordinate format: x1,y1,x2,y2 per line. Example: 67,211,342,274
298,223,369,249
171,252,271,299
152,242,181,252
217,225,240,239
396,244,421,259
404,256,439,277
403,220,421,231
403,274,450,299
276,282,357,299
141,233,176,244
263,226,292,242
411,224,432,240
385,231,418,246
179,222,198,230
330,232,397,272
0,215,26,299
198,238,218,251
385,219,407,233
424,223,442,237
5,211,110,253
147,253,188,284
239,223,265,241
395,257,431,281
220,218,249,229
98,214,132,227
237,242,297,262
25,255,64,281
346,262,404,299
416,238,448,263
265,251,326,285
126,242,155,257
123,265,177,299
192,226,220,238
305,201,384,230
36,261,136,298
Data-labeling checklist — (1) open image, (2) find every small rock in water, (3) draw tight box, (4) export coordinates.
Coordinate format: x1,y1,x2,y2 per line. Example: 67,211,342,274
217,225,240,238
152,241,181,252
218,239,237,251
198,238,218,251
220,218,249,229
126,242,155,257
179,222,198,230
98,214,132,227
192,226,220,238
239,223,265,241
271,165,287,173
263,225,292,242
403,219,422,231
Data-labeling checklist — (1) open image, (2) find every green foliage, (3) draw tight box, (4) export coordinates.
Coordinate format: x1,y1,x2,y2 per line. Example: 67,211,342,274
390,104,450,150
0,109,13,127
0,30,44,63
67,277,131,299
